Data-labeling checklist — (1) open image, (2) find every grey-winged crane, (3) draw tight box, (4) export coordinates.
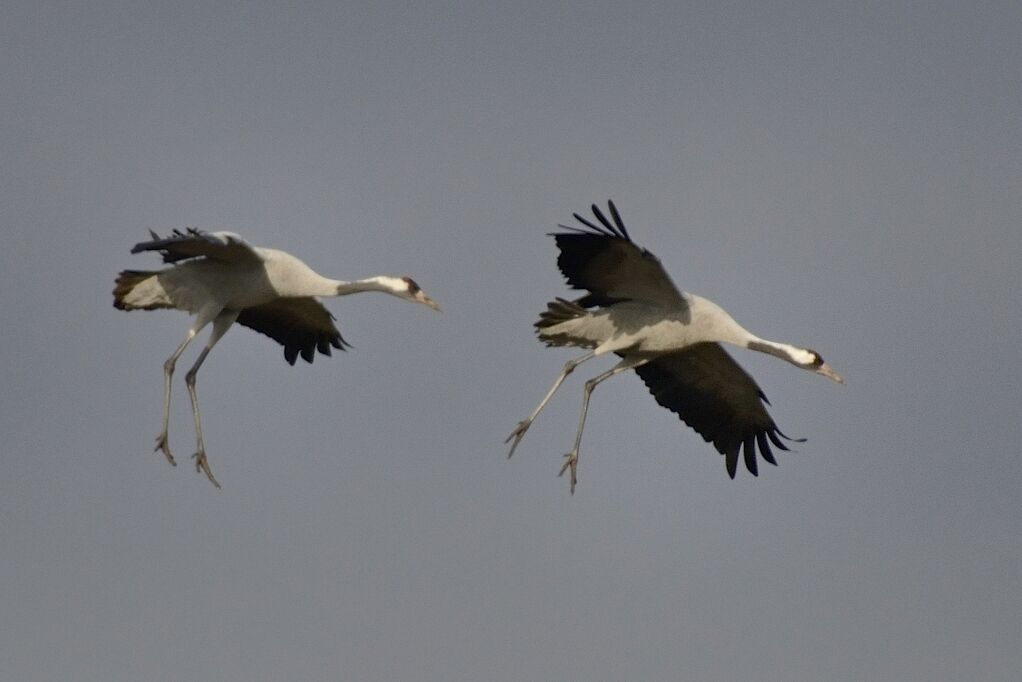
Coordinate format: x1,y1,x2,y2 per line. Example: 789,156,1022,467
506,201,842,494
114,229,440,487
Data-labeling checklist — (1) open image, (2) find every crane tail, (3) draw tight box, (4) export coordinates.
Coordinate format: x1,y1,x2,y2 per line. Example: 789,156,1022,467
113,270,173,310
534,298,601,349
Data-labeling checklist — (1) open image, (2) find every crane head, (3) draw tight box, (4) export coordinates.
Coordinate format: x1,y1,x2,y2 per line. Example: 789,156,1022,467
400,277,441,312
807,350,843,384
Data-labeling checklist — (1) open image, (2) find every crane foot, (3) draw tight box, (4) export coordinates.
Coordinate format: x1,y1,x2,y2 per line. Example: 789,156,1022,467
504,419,533,458
192,449,221,489
558,450,579,495
154,433,176,466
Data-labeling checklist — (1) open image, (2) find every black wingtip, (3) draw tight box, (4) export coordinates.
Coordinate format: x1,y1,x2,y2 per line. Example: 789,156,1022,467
552,202,631,242
775,427,807,445
606,200,629,240
591,203,614,232
725,447,739,479
757,432,778,466
572,212,609,235
743,435,759,476
589,201,629,240
767,430,791,452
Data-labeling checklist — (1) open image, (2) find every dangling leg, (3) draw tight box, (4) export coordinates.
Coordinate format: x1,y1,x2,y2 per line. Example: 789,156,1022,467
154,312,217,465
183,310,239,489
559,356,650,494
505,352,597,458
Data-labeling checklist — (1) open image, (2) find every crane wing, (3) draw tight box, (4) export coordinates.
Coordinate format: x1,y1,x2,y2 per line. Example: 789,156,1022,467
632,343,804,478
235,297,350,365
551,201,687,308
131,228,263,265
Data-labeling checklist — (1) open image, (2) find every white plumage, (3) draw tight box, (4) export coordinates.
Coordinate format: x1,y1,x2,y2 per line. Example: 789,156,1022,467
507,201,842,494
114,229,440,487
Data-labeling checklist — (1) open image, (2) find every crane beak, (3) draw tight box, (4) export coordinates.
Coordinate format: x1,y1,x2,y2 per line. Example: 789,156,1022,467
816,362,844,384
415,291,441,312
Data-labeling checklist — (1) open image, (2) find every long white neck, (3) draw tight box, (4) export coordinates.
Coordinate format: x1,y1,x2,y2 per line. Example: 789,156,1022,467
264,250,407,299
690,295,817,368
745,338,819,368
332,275,408,297
718,319,818,369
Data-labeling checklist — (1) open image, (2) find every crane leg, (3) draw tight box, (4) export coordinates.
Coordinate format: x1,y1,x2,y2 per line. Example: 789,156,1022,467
505,352,596,458
155,328,202,466
560,357,650,494
183,310,239,489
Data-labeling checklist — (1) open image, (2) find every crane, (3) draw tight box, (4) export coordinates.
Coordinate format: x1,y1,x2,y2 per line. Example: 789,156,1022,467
114,228,440,487
506,201,842,494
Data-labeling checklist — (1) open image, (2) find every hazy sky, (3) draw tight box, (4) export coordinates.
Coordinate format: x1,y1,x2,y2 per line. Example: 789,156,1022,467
2,1,1020,680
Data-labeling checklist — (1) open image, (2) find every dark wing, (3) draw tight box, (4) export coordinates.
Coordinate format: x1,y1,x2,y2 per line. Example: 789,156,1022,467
235,298,350,365
131,228,263,265
632,343,805,478
551,201,687,308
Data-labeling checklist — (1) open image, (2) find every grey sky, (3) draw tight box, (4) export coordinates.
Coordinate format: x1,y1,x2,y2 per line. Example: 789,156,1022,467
2,1,1020,680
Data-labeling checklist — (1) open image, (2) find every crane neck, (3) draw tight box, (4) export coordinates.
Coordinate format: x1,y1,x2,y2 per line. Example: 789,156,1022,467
333,275,407,297
688,295,818,369
747,338,818,368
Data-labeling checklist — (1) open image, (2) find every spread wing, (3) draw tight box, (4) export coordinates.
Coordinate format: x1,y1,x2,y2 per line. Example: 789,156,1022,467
632,343,804,477
131,228,263,265
235,298,351,365
551,201,687,309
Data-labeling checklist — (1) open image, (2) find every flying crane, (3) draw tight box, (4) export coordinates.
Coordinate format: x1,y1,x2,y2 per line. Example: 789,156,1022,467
506,202,842,493
114,228,440,487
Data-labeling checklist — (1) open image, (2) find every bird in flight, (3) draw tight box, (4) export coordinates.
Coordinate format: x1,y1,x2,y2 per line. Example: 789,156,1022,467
506,201,842,494
114,228,440,487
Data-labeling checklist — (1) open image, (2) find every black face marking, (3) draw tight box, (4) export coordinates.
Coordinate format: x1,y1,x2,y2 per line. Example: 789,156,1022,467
402,277,421,294
808,350,824,368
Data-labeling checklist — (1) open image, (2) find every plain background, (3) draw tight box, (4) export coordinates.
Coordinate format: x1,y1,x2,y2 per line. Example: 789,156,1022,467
2,1,1020,680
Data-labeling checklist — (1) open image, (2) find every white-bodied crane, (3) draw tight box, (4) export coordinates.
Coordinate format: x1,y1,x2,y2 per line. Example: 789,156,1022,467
506,202,842,494
114,228,440,487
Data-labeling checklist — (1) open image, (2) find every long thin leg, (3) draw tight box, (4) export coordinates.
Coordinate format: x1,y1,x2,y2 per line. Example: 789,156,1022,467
183,310,239,489
559,356,650,494
505,351,597,458
154,316,214,465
